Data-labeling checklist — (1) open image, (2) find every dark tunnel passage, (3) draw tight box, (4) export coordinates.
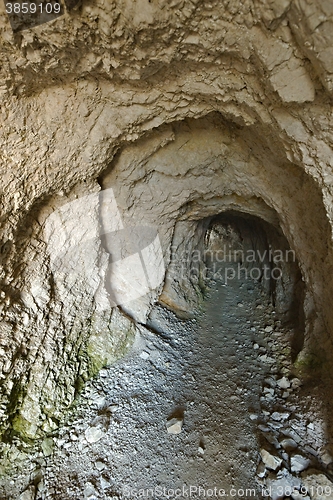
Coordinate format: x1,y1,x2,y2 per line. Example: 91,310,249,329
201,212,306,362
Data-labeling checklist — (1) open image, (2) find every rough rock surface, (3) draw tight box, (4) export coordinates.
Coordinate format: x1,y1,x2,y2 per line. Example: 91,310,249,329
0,0,333,447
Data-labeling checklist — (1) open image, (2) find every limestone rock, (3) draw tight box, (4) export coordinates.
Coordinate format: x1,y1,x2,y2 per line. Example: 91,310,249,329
85,426,104,444
277,377,291,389
19,487,36,500
166,418,183,435
260,449,282,471
291,454,311,473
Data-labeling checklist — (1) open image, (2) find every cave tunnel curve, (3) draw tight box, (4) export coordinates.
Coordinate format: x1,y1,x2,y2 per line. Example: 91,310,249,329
161,207,306,363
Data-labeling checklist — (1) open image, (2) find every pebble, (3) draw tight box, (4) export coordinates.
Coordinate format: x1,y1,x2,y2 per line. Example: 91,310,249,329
264,325,273,333
95,461,105,471
19,487,36,500
280,438,297,451
271,412,290,422
41,438,54,457
100,477,111,490
291,454,311,473
260,449,282,471
277,377,291,389
166,418,183,435
85,427,104,444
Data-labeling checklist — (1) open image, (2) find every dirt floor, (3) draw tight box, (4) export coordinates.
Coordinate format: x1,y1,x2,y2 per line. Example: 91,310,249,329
1,264,333,499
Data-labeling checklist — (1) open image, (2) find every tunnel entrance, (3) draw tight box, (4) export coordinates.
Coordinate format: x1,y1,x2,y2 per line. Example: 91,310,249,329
202,211,306,361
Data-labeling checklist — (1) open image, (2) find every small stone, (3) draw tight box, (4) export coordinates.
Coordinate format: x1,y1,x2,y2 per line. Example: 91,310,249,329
249,413,258,420
19,487,36,500
166,418,183,435
140,351,150,360
198,446,205,455
271,412,290,422
100,477,111,490
260,449,282,471
108,404,119,412
95,461,105,471
280,438,297,451
84,482,98,499
265,325,273,333
256,461,266,478
256,304,263,309
267,471,302,500
85,426,104,443
277,377,291,389
291,454,311,473
237,302,244,308
41,437,54,457
253,343,259,350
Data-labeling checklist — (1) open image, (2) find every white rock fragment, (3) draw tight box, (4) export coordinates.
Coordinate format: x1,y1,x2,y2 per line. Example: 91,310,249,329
84,482,98,500
291,454,311,473
95,461,105,471
140,351,150,360
85,426,104,443
266,470,302,500
280,438,297,451
100,477,111,490
253,343,259,350
271,412,290,422
265,325,273,333
198,446,205,455
277,377,291,389
166,418,183,435
260,449,282,471
19,487,36,500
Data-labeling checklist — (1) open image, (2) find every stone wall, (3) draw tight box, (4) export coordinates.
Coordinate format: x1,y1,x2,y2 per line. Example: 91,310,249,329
0,0,333,439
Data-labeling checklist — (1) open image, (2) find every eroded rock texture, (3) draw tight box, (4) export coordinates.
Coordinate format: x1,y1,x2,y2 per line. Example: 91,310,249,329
0,0,333,439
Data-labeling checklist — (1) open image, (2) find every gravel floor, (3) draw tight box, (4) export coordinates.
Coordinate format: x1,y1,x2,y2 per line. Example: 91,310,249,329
1,267,333,499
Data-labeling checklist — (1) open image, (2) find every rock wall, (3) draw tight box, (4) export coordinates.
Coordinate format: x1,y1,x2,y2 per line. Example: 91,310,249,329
0,0,333,439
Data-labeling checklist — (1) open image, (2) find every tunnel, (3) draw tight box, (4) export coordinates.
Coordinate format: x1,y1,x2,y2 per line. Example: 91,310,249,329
1,1,333,494
2,112,333,498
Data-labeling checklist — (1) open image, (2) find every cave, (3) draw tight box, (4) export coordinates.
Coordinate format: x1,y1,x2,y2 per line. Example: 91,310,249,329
1,1,333,499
